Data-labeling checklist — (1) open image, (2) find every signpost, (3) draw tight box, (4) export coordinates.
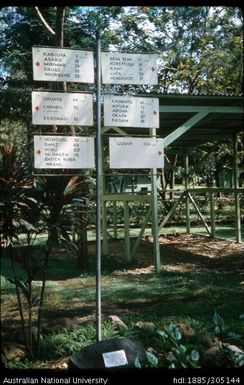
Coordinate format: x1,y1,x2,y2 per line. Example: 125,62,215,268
31,38,162,361
32,91,93,126
32,46,94,83
109,137,164,169
101,52,158,84
34,135,95,169
104,95,159,128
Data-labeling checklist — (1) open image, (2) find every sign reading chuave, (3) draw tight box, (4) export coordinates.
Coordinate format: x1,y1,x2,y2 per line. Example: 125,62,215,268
32,91,94,126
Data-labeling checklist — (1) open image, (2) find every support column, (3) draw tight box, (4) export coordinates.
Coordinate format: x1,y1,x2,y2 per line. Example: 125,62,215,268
123,201,131,262
210,192,216,238
113,201,118,239
101,135,108,255
150,128,161,273
95,30,102,342
185,153,190,233
233,133,241,243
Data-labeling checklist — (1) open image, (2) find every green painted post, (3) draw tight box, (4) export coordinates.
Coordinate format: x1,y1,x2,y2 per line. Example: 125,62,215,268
113,201,118,239
123,201,131,262
131,205,152,259
150,128,161,273
159,192,185,229
185,153,190,233
233,133,241,243
210,192,216,238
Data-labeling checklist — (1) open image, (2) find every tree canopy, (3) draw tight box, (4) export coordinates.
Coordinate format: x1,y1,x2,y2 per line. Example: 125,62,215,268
0,6,243,173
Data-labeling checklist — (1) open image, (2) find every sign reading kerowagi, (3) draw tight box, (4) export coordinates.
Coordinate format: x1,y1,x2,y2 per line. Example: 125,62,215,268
32,91,93,126
32,47,94,83
104,95,159,128
101,52,158,84
109,137,164,169
34,135,95,169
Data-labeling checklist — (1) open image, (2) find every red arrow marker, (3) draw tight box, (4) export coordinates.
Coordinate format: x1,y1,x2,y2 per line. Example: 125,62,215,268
151,67,156,72
153,110,157,115
35,61,41,67
158,151,162,156
36,149,41,155
35,105,40,111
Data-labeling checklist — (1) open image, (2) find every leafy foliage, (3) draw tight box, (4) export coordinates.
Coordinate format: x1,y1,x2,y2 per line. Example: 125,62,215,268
0,145,38,243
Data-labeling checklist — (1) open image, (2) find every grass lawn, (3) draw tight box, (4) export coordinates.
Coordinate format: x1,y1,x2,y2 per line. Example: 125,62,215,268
1,233,243,369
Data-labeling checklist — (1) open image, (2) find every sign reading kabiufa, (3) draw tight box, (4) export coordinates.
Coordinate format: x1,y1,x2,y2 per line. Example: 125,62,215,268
32,46,94,83
32,91,93,126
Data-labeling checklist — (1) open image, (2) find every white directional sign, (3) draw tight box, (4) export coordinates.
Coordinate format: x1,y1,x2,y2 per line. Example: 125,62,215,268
101,52,158,84
104,95,159,128
32,47,94,83
102,350,128,368
109,137,164,169
34,135,95,169
32,91,93,126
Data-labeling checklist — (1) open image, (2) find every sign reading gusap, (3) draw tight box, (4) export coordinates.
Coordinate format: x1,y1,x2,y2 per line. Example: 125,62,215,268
32,91,93,126
101,52,158,84
32,47,94,83
34,136,95,169
109,137,164,169
104,95,159,128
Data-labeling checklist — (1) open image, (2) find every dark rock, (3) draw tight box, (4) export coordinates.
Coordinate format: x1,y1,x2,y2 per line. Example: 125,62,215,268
69,337,147,369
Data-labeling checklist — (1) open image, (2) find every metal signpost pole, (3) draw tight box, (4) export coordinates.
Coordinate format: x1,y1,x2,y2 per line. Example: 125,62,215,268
96,30,102,342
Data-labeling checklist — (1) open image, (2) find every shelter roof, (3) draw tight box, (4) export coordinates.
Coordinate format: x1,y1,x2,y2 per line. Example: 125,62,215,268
122,94,243,148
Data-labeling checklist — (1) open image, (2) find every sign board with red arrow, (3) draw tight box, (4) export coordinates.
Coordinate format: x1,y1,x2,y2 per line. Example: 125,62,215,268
32,91,93,126
109,137,164,169
104,95,159,128
32,46,94,83
34,135,95,169
101,52,158,85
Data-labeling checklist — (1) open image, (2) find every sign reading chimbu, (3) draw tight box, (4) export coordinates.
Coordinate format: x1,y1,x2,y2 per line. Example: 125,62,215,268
32,91,93,126
32,46,94,83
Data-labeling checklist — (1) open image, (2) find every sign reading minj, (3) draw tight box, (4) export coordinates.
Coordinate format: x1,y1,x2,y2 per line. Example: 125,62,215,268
101,52,158,85
109,137,164,169
104,95,159,128
34,135,95,169
32,91,93,126
32,46,94,83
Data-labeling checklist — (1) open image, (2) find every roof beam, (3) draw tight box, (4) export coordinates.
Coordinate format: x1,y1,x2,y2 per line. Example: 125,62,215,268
164,111,209,147
159,106,243,113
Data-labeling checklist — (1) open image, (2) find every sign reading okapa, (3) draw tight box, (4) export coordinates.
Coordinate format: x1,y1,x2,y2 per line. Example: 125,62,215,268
104,95,159,128
32,47,94,83
32,91,93,126
101,52,157,85
34,135,95,169
109,137,164,169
